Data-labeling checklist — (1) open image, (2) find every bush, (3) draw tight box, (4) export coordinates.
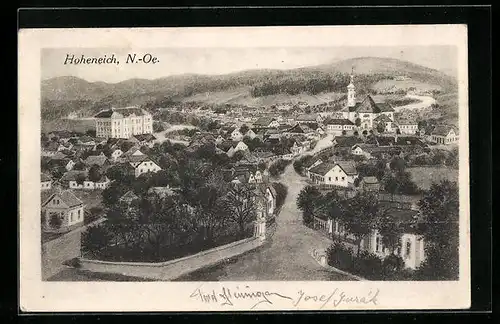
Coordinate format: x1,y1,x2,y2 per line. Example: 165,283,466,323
353,250,384,279
269,159,291,177
326,242,354,270
272,182,288,212
382,254,405,277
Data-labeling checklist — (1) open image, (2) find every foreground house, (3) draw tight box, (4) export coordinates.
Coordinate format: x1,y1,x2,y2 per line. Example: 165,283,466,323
324,118,356,135
41,190,85,231
308,161,358,188
128,154,162,178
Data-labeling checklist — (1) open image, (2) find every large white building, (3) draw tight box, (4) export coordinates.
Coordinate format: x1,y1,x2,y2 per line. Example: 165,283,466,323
94,107,153,139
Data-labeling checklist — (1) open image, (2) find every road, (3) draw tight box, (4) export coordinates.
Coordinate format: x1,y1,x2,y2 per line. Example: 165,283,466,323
177,162,353,281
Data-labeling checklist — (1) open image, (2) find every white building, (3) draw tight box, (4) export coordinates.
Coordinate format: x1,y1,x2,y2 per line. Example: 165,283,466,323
308,161,358,188
128,154,162,178
42,190,85,230
94,107,153,139
430,125,459,145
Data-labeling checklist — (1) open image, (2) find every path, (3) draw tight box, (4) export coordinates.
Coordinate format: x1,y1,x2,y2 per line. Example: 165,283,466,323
177,163,353,281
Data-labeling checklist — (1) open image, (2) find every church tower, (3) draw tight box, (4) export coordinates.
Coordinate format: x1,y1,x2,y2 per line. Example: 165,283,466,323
347,67,356,107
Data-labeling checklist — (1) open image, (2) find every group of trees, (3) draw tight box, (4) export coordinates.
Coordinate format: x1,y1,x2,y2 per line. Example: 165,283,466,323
268,159,292,177
297,180,459,280
405,147,459,169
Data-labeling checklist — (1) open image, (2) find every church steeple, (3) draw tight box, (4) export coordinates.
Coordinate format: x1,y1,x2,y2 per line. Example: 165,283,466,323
347,66,356,107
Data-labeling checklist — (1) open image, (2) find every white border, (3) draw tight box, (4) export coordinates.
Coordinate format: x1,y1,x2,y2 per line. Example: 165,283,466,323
19,25,470,312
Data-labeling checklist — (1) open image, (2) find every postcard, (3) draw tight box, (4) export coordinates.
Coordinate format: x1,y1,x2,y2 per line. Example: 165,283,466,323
19,25,470,311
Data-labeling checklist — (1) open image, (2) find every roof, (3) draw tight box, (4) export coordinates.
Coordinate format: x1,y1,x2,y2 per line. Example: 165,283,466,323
41,173,52,182
288,124,313,134
362,176,379,184
296,114,320,121
334,136,362,147
133,134,157,142
128,154,151,163
94,107,147,118
309,162,336,176
355,95,395,114
395,117,418,125
324,118,355,126
148,186,177,197
395,136,426,146
375,136,396,146
42,190,83,208
253,117,276,127
431,125,458,136
383,208,420,232
335,161,358,175
373,114,393,123
84,155,108,166
119,190,140,202
61,170,88,181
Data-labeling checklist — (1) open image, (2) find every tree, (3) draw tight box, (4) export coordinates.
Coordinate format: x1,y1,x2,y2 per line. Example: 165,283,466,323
153,121,165,133
376,208,402,254
362,130,368,136
353,130,359,137
355,118,361,127
75,173,86,185
389,156,406,172
342,130,347,136
383,174,399,199
396,128,401,135
50,166,66,180
258,161,267,172
272,182,288,211
318,191,344,242
239,124,250,135
102,182,128,207
415,180,459,280
88,164,102,182
296,185,322,226
82,224,112,257
224,184,257,236
73,161,86,171
343,192,380,257
376,122,386,133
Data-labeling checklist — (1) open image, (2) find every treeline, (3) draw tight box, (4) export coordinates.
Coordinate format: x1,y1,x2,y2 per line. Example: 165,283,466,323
250,72,389,98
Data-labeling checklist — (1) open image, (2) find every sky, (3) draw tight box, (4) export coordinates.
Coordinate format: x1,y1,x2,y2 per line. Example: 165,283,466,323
42,45,457,83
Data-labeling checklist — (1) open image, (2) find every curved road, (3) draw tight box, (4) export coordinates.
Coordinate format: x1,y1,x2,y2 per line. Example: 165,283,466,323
393,94,436,112
177,163,353,281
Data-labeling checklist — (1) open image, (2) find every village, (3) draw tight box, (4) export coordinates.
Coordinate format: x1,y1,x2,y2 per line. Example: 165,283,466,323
40,71,460,281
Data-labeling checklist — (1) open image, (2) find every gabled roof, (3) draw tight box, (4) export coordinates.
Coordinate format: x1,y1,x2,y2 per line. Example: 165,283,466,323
308,162,336,176
94,107,147,118
334,136,362,147
362,176,379,184
296,114,320,121
119,190,140,203
324,118,355,125
287,123,313,134
375,136,396,147
42,190,83,208
431,125,458,136
41,173,52,182
133,134,157,142
355,95,395,114
373,114,393,123
84,155,108,166
335,161,358,175
253,117,276,127
61,170,88,181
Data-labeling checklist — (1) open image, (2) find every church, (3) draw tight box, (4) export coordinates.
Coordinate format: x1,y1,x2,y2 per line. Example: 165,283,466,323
340,72,395,131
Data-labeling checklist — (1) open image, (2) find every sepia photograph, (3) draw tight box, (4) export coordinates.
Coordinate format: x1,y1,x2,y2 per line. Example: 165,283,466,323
19,25,470,311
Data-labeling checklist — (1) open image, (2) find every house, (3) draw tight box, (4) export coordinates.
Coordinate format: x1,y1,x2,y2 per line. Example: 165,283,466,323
148,186,178,198
57,142,73,152
308,161,358,188
233,141,249,153
373,114,395,133
110,148,123,161
333,136,363,149
83,153,109,168
367,208,425,269
79,136,97,147
253,150,276,162
41,173,52,190
430,125,459,145
61,171,110,190
230,128,244,141
226,146,236,158
94,176,111,189
131,133,157,148
295,114,323,124
254,183,277,218
253,117,280,129
286,123,314,134
119,190,140,206
358,176,380,192
49,157,76,172
128,154,162,178
395,117,419,135
41,142,60,157
324,119,356,135
41,190,85,231
273,146,294,160
244,129,257,139
215,135,225,145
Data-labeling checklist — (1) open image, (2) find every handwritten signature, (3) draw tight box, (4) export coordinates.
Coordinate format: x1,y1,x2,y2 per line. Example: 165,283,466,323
189,285,380,310
293,288,380,309
189,284,293,309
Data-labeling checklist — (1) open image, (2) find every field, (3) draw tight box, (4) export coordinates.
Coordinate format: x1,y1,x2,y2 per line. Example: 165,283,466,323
371,79,442,94
408,166,458,191
42,118,96,133
179,86,345,107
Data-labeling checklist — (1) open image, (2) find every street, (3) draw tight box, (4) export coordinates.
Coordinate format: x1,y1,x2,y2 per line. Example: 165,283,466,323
176,161,353,281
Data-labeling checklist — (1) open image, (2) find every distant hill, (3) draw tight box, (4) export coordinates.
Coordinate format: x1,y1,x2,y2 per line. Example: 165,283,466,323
41,56,458,121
